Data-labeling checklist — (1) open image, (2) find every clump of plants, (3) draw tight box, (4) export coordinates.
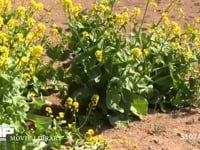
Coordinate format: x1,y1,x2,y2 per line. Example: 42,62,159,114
1,0,200,149
0,0,46,148
0,0,109,149
45,0,200,128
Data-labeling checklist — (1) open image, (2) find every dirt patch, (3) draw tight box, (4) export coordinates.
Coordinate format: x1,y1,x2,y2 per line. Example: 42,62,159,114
100,108,200,150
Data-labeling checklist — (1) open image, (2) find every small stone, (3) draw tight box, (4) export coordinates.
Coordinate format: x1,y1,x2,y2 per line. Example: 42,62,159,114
177,132,182,137
152,137,159,144
148,146,153,149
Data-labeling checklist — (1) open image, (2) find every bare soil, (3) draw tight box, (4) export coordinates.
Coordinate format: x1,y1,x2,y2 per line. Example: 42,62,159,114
14,0,200,149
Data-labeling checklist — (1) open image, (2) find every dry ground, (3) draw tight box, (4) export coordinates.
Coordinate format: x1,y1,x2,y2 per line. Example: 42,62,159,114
14,0,200,149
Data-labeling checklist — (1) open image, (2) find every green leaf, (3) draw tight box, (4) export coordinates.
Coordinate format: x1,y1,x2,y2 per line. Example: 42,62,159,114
59,50,70,61
46,45,61,61
29,98,45,110
88,66,102,83
108,112,126,127
130,95,148,119
106,88,124,113
27,114,51,131
72,87,93,104
56,67,64,80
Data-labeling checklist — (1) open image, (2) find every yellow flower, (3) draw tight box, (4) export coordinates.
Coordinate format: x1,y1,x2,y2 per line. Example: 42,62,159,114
50,28,59,35
28,91,36,97
30,0,43,10
0,32,7,44
36,23,46,33
150,0,158,8
0,16,3,26
7,19,18,29
27,17,36,26
0,46,8,67
86,129,95,137
82,15,88,21
133,7,141,16
90,94,99,108
67,123,72,129
23,73,31,81
163,17,169,25
60,0,72,13
65,97,73,108
115,12,129,25
2,0,11,13
178,7,184,18
95,50,103,62
185,49,192,58
29,45,43,58
194,17,200,23
21,57,29,63
58,112,65,119
26,32,35,43
72,101,79,112
16,33,24,42
171,21,181,35
16,6,26,17
161,13,169,25
71,3,82,16
45,106,53,114
132,48,142,57
144,48,150,56
82,31,89,37
20,100,27,106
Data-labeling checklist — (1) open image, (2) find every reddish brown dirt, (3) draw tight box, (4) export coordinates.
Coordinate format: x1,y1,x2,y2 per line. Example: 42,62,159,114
14,0,200,149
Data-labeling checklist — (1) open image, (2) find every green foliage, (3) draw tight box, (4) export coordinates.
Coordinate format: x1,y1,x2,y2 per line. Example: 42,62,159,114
45,0,200,127
1,0,200,149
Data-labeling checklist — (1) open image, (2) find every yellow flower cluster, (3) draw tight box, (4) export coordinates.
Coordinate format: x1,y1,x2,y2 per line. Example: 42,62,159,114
64,97,79,113
88,94,99,110
115,11,129,26
45,106,53,116
95,50,103,62
85,129,108,148
170,21,181,35
178,7,184,18
132,47,142,58
0,0,11,13
0,0,45,79
56,112,65,119
91,2,110,15
59,0,82,17
82,31,90,38
86,129,94,138
16,6,26,18
33,22,46,38
30,0,43,10
0,46,8,69
132,7,141,16
29,45,43,59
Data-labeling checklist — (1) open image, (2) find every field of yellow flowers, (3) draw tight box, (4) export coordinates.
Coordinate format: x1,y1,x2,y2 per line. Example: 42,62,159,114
0,0,200,149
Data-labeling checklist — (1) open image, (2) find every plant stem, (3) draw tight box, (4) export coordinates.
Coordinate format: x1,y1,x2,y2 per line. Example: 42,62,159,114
139,0,150,32
79,108,92,129
138,0,150,49
156,0,179,26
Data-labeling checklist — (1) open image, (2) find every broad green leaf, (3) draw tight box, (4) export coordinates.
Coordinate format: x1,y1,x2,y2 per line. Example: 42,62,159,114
27,114,51,130
130,95,148,119
106,89,124,113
